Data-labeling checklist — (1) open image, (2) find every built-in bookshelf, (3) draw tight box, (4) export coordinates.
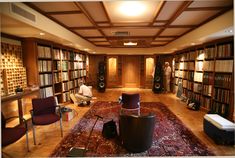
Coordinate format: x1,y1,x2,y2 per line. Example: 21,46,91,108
1,42,27,96
23,39,88,103
173,37,234,120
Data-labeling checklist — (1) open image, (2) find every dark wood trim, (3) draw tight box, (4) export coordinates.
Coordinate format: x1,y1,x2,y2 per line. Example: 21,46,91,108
1,33,23,41
100,2,112,26
150,1,166,26
46,11,83,15
154,1,193,38
74,2,108,41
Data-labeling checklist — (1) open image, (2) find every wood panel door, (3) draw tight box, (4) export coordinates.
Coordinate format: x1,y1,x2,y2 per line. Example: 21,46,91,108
122,56,140,88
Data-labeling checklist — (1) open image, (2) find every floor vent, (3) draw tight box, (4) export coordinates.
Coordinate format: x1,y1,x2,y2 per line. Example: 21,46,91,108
11,4,36,22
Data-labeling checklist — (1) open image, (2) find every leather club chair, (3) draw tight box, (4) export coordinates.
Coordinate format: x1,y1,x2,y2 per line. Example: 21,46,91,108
119,113,156,153
1,113,29,151
121,93,140,115
31,96,63,145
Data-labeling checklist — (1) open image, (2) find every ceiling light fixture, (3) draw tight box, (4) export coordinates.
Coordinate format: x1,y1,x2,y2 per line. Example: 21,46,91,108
119,1,146,17
39,32,45,36
124,42,137,46
84,48,89,51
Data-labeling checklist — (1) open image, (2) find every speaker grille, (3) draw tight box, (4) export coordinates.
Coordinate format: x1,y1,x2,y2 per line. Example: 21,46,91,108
11,4,36,22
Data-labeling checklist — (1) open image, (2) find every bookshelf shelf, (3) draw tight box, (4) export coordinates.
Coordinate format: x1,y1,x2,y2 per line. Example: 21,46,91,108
173,37,234,120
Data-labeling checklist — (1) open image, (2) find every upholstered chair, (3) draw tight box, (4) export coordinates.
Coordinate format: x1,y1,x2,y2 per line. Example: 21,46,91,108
119,113,155,152
1,113,29,151
31,96,63,145
121,93,140,115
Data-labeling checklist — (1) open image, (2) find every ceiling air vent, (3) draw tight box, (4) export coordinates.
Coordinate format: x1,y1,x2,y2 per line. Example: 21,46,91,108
11,4,36,22
112,31,129,36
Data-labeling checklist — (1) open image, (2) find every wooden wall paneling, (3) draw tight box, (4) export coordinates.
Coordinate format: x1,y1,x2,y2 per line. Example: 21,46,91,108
122,55,140,88
144,55,155,88
107,55,118,87
22,39,38,86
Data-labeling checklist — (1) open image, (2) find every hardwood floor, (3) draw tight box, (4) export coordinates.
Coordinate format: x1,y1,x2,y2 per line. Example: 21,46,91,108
2,88,235,157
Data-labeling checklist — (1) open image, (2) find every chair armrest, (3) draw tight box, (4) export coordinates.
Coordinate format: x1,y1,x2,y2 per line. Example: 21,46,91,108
5,116,28,129
55,105,62,117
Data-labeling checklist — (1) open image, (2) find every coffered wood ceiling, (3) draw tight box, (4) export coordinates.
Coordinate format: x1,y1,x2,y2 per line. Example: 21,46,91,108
26,0,233,48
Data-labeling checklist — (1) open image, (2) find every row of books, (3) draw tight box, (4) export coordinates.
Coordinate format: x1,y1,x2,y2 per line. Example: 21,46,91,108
202,85,212,96
187,81,193,90
215,60,233,72
195,61,203,71
217,43,232,58
69,62,85,70
38,60,52,72
193,83,202,93
53,49,61,60
38,46,51,59
40,86,53,98
214,74,232,89
201,97,211,110
203,61,214,71
187,91,201,102
211,102,228,117
196,50,205,60
203,72,213,84
175,62,195,70
194,72,203,82
62,92,70,102
204,47,215,59
39,74,52,86
213,88,230,104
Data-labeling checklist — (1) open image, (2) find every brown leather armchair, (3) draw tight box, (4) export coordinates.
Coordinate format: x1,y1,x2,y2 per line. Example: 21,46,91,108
119,113,155,153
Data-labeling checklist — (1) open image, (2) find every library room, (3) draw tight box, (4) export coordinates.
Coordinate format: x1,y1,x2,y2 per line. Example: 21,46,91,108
0,0,234,157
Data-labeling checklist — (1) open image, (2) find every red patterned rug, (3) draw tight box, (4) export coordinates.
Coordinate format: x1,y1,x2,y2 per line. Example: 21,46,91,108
50,101,214,157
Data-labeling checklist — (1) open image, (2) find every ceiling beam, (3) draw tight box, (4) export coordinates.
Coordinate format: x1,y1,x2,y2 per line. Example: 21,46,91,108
46,11,83,15
100,2,112,26
149,0,166,26
153,1,193,38
74,2,110,43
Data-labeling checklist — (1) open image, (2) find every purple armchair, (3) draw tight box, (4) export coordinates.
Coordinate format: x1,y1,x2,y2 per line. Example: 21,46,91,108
2,113,29,151
121,93,140,115
31,96,63,145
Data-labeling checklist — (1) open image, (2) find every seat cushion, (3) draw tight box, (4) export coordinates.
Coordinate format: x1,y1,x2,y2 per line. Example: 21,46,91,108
2,128,27,146
32,114,60,125
204,114,235,130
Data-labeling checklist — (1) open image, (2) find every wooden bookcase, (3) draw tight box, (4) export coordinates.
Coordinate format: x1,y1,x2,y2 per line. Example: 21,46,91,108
173,37,234,120
22,38,88,103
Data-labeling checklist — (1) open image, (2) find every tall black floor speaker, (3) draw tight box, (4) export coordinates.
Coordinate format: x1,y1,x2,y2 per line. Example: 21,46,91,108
153,57,163,93
97,62,106,92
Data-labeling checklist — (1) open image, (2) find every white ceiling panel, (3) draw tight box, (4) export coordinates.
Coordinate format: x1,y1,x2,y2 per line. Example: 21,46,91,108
171,10,220,25
75,29,102,37
157,1,184,21
160,28,191,36
52,14,93,27
189,0,233,8
31,2,79,12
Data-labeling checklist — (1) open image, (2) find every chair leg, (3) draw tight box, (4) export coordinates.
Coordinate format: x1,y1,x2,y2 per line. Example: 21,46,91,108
26,130,29,152
32,124,36,145
60,118,63,137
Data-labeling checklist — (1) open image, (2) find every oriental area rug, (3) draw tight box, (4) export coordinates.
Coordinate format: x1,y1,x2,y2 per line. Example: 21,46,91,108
50,101,214,157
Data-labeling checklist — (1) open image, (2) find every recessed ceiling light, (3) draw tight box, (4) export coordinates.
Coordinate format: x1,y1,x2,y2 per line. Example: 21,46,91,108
225,29,233,33
39,32,45,36
124,42,138,46
119,1,146,17
191,43,196,45
92,52,96,54
84,48,89,51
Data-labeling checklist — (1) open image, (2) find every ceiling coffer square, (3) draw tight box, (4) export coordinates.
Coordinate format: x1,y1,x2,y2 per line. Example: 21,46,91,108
112,31,130,36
